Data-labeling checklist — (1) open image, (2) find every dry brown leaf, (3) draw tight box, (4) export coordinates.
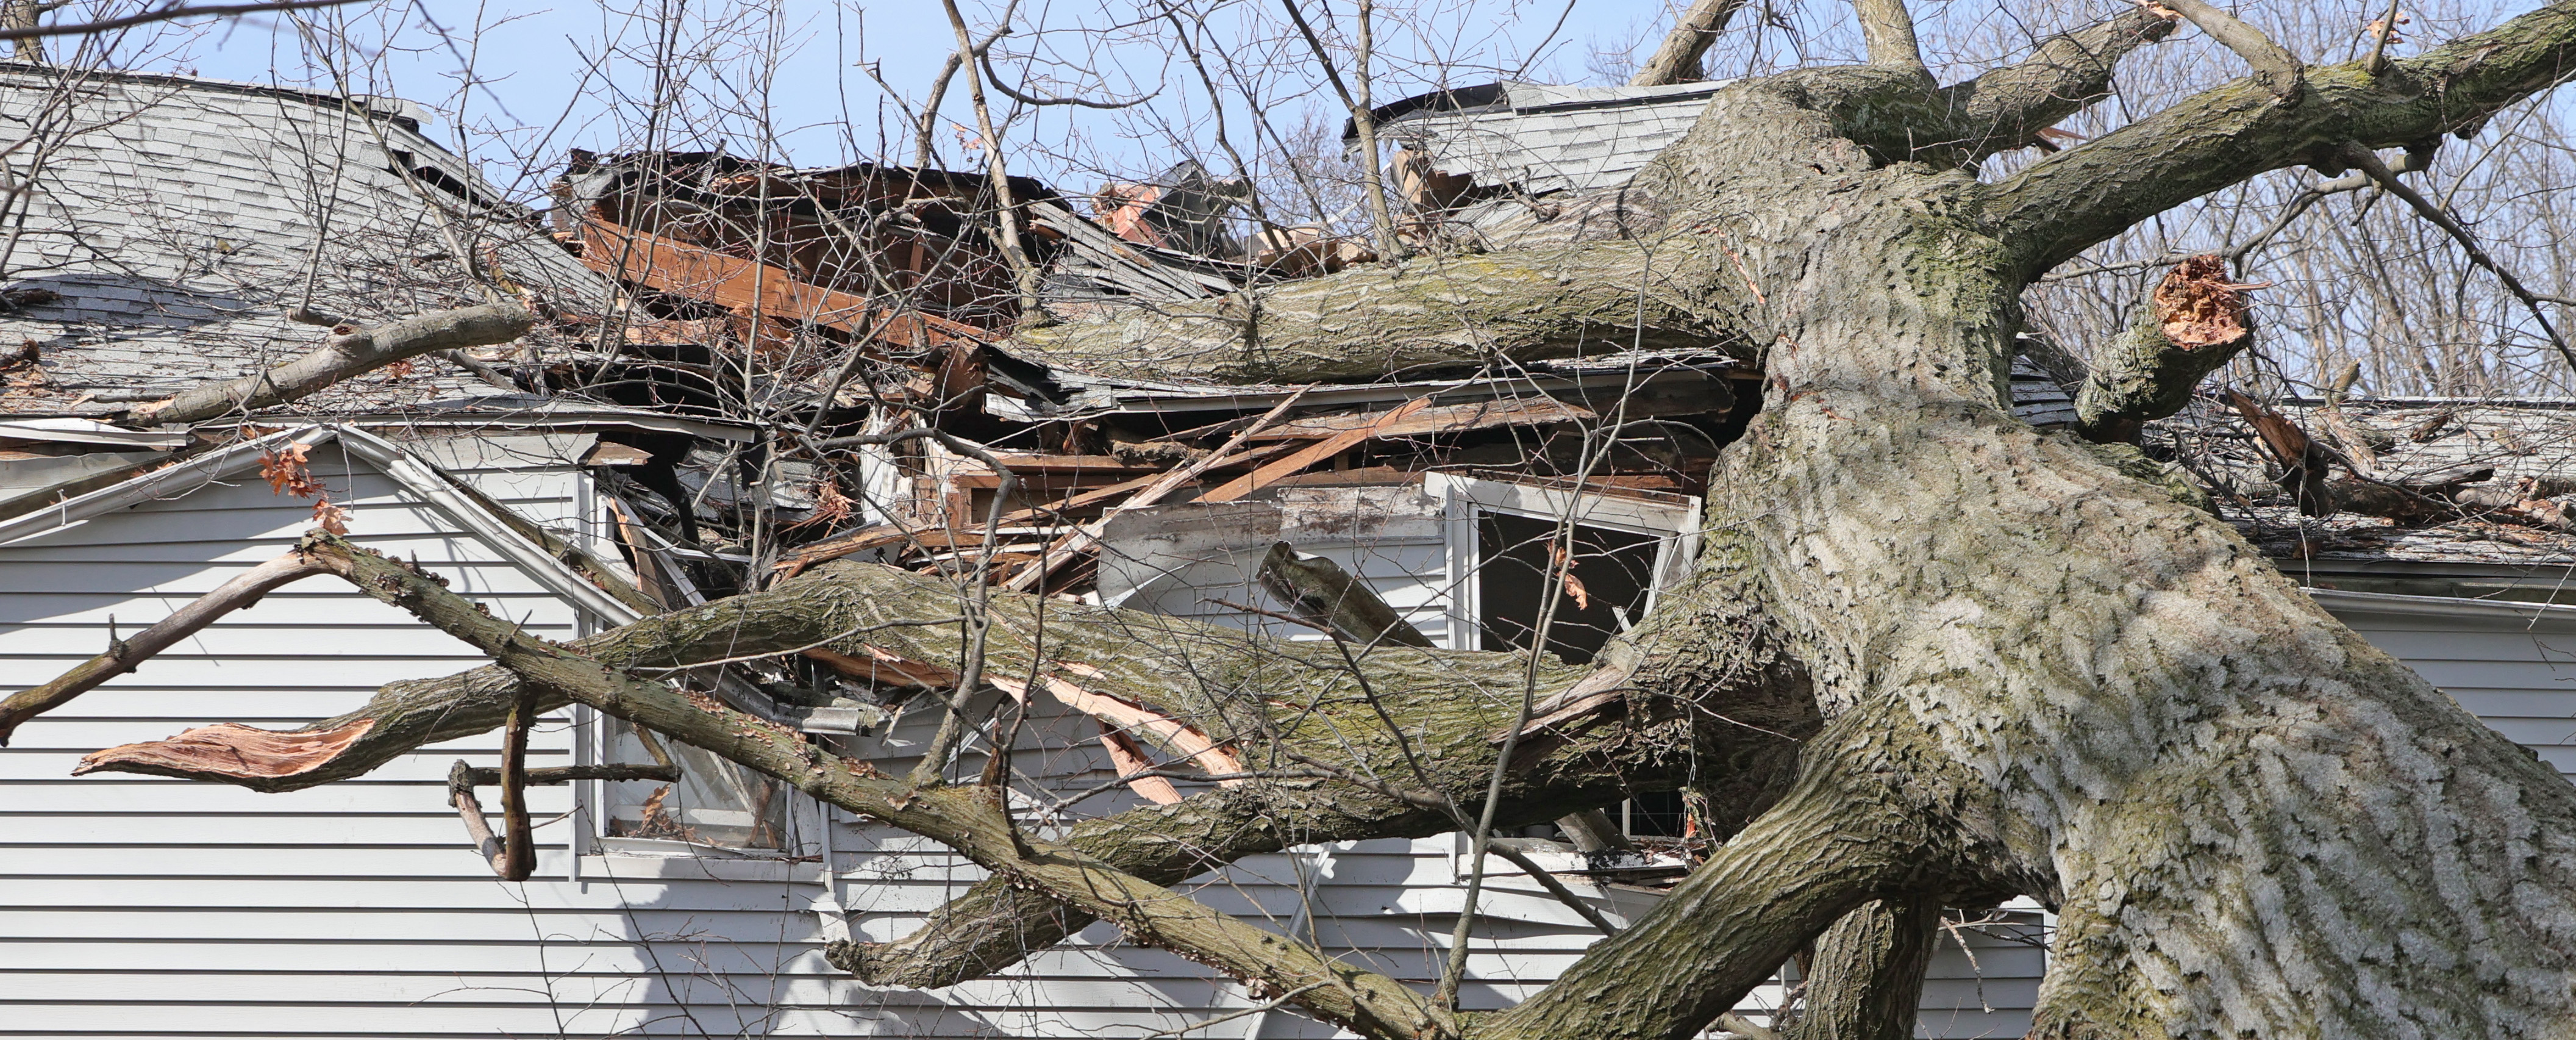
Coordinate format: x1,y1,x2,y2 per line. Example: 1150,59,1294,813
259,442,326,498
310,499,351,535
1550,543,1593,611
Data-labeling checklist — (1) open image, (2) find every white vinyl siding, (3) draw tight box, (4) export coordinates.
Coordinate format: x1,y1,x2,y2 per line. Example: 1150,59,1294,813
0,438,860,1039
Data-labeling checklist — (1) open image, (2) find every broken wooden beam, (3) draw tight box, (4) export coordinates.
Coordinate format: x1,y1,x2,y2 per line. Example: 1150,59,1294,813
1257,541,1435,648
1241,396,1591,442
1199,396,1433,504
579,217,983,348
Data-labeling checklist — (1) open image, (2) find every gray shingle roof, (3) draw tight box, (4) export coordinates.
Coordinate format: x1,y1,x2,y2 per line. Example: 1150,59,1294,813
0,65,606,417
1371,80,1730,196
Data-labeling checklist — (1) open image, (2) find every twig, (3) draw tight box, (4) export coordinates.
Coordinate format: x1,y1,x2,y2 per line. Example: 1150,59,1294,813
2364,0,2405,75
2338,141,2576,381
0,0,357,41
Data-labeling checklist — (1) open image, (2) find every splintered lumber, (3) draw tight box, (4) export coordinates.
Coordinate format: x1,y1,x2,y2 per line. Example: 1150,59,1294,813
1241,396,1592,442
1000,390,1311,592
988,669,1247,783
1258,541,1436,648
580,217,982,347
79,719,376,780
1094,723,1186,805
1199,396,1433,504
774,445,1301,580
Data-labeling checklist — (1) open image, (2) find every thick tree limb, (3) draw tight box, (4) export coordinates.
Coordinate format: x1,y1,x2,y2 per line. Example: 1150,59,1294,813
1630,0,1747,87
1485,728,1933,1040
1994,1,2576,276
1849,0,1926,74
1935,8,2180,161
61,530,1811,995
0,550,327,745
284,532,1457,1040
1789,897,1941,1040
130,302,533,426
1000,242,1732,384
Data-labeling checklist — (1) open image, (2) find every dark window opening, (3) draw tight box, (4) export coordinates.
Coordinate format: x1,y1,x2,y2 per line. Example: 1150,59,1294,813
1622,789,1689,838
1475,511,1658,664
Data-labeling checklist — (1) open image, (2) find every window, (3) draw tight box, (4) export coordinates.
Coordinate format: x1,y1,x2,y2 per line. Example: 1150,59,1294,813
1430,473,1700,657
601,718,792,849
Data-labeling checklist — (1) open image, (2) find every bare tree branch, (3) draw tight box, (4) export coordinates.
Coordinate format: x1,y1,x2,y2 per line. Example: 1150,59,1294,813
2335,140,2576,379
1850,0,1926,74
129,301,532,426
0,0,357,42
2156,0,2302,101
1993,1,2576,278
1630,0,1747,87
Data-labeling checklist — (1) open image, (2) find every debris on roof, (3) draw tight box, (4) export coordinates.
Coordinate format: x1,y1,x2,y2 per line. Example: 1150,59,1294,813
2154,396,2576,569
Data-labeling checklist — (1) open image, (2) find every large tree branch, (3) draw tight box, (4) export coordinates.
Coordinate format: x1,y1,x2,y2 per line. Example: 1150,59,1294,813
1630,0,1747,87
130,302,533,426
276,533,1458,1040
1935,7,2180,162
1993,0,2576,278
1850,0,1926,74
1789,897,1941,1040
62,529,1816,992
1000,240,1732,384
1483,724,1935,1040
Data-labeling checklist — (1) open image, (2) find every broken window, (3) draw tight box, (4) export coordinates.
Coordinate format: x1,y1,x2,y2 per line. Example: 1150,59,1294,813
1432,473,1700,659
601,721,792,849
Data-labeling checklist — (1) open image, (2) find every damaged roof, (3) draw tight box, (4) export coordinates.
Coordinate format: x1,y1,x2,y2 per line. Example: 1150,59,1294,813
0,64,601,418
2157,396,2576,578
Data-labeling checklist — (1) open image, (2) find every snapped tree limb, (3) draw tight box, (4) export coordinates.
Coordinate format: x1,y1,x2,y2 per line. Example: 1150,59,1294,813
2073,255,2259,443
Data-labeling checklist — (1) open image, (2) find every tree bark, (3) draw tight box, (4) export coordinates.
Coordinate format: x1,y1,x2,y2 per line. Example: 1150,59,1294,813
36,5,2576,1038
1790,898,1939,1040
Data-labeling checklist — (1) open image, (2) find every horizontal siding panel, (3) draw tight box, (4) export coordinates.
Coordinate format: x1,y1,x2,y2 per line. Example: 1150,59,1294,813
0,594,574,629
0,624,566,658
0,559,566,598
0,783,573,816
0,939,844,976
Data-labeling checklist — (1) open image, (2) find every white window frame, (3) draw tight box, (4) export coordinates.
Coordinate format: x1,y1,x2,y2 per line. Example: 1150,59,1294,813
1426,472,1702,652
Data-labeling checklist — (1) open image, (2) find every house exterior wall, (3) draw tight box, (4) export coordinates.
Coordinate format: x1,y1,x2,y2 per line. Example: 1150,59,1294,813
9,445,2576,1039
0,437,865,1039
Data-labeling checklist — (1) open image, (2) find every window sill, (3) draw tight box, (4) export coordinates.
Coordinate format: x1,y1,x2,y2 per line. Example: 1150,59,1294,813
583,844,824,884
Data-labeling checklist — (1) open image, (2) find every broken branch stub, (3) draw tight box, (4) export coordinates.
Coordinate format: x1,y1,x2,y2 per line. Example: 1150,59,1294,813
1258,541,1435,648
2074,256,2258,443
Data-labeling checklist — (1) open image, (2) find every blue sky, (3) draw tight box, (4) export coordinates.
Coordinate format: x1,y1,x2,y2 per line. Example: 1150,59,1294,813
130,0,1702,196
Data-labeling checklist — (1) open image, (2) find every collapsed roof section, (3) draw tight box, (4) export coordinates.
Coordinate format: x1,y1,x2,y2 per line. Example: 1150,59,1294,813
2153,395,2576,581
